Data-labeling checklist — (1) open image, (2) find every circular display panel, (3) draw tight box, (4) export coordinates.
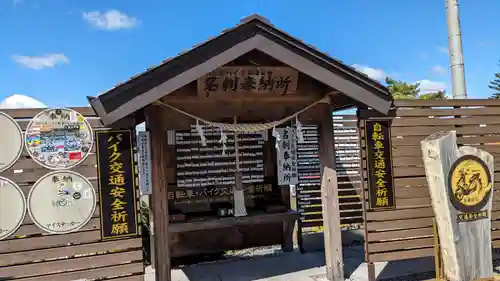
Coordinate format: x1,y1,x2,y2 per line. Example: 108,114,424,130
0,176,27,240
448,154,493,213
27,171,96,234
25,108,93,170
0,112,23,173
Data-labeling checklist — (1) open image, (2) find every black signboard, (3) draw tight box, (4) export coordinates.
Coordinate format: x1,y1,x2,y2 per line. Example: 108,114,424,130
364,120,396,210
96,130,139,239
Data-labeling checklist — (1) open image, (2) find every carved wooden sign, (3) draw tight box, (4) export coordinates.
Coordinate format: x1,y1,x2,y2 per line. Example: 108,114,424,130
364,120,396,210
197,66,298,97
421,131,494,281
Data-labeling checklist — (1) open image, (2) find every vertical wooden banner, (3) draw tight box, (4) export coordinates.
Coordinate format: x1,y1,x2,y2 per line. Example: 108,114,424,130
364,120,396,210
421,130,494,281
96,129,139,239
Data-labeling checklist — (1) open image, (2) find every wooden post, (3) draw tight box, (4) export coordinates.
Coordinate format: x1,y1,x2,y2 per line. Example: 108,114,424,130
319,102,344,281
146,106,171,281
356,110,376,281
421,130,494,281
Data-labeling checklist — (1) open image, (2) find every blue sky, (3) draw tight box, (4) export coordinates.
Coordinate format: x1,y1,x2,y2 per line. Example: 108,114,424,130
0,0,499,108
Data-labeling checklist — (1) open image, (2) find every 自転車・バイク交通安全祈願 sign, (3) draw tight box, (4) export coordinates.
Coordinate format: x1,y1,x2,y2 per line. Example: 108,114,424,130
27,170,97,234
24,108,94,170
0,176,27,240
0,112,24,172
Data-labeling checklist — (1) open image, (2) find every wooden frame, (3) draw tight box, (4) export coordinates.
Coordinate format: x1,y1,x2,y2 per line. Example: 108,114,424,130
89,15,392,126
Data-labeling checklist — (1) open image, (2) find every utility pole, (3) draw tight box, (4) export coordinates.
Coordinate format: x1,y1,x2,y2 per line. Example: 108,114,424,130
445,0,467,99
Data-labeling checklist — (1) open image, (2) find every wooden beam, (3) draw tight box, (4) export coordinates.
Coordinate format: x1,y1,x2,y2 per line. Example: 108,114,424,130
318,102,344,281
145,105,171,281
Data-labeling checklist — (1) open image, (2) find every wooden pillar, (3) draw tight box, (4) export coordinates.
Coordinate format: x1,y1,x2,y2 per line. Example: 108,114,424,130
318,101,344,281
146,105,171,281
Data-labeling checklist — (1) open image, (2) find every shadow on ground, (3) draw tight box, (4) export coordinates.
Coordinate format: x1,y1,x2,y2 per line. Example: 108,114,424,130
175,230,366,281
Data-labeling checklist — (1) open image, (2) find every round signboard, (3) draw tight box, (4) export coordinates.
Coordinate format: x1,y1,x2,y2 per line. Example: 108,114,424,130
0,112,23,173
448,155,493,213
24,108,93,170
27,170,96,234
0,176,27,240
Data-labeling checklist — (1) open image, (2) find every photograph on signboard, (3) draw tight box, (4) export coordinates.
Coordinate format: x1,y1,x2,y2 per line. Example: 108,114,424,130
24,108,94,170
27,170,96,234
0,112,24,173
0,176,27,240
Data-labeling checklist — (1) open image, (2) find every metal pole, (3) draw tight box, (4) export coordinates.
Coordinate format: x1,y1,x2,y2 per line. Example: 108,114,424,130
445,0,467,99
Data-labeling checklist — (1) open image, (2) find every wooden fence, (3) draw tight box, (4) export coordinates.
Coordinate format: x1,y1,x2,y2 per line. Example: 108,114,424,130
296,116,363,235
0,107,144,281
359,99,500,265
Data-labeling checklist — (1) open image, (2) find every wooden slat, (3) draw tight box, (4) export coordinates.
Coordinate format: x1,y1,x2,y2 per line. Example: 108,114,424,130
393,99,500,107
396,187,430,198
0,237,142,266
391,135,500,147
0,107,98,118
390,116,500,127
367,227,434,242
392,125,500,137
366,207,434,221
0,230,102,253
383,155,500,167
16,265,143,281
360,107,500,118
0,250,142,279
367,217,433,231
369,247,435,262
373,145,500,159
394,197,431,208
368,237,434,253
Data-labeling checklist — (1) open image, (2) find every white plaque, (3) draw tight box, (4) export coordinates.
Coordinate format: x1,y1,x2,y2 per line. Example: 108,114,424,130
0,112,23,172
28,171,96,234
276,127,298,186
137,131,152,195
25,108,94,170
0,177,26,240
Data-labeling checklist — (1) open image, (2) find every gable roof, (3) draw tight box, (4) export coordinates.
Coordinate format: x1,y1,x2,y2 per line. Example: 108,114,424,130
89,14,393,125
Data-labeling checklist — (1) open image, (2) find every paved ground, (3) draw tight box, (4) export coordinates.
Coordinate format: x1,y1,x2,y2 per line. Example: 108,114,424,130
145,246,437,281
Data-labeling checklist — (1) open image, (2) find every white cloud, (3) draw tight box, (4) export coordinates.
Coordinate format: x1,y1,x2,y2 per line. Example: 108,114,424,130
431,64,447,76
12,53,69,70
416,80,447,94
83,10,139,30
0,94,47,109
437,46,449,55
352,64,387,81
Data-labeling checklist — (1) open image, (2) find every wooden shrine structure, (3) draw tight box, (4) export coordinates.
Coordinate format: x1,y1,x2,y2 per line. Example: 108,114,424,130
88,14,393,281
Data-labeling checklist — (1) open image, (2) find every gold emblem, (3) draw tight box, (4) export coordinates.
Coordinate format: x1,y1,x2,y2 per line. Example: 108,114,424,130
448,155,492,212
